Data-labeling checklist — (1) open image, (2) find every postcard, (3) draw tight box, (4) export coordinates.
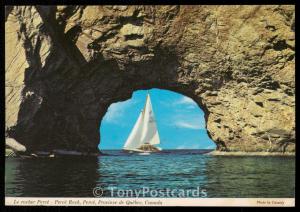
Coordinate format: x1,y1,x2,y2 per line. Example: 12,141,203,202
5,5,295,207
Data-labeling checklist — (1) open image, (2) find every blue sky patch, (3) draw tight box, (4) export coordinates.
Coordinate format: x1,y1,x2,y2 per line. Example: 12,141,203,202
99,88,216,150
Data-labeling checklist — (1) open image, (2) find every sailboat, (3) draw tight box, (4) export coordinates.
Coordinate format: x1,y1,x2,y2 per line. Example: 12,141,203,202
123,93,162,154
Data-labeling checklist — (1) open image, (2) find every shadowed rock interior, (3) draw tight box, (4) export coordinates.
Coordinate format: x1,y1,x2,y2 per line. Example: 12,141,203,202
5,5,295,153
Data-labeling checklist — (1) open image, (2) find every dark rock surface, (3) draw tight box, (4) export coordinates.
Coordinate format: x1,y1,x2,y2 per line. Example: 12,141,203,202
5,5,295,153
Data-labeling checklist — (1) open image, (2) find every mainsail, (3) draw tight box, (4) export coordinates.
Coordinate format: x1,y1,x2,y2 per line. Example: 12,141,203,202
123,94,160,151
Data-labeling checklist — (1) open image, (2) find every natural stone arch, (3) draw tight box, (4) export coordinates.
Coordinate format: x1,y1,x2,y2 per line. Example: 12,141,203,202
98,87,215,151
98,87,216,151
5,5,295,154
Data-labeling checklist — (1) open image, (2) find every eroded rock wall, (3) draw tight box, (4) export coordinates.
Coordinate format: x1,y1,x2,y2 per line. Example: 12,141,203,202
5,5,295,153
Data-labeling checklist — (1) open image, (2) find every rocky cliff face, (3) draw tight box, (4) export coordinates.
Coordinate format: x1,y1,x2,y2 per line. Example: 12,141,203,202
5,5,295,153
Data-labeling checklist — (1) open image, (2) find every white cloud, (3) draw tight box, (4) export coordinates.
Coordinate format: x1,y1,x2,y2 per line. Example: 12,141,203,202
159,96,198,110
173,96,198,109
168,112,205,130
172,96,198,110
158,97,204,130
176,145,186,149
174,120,203,130
186,105,196,109
177,96,196,105
103,99,138,124
176,143,201,149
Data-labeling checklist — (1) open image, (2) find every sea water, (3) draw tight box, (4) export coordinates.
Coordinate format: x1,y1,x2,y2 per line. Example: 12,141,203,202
5,150,295,197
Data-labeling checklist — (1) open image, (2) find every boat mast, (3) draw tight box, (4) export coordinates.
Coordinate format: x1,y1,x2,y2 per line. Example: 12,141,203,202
142,91,150,114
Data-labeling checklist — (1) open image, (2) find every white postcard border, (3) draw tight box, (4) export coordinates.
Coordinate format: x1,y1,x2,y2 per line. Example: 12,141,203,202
5,197,295,207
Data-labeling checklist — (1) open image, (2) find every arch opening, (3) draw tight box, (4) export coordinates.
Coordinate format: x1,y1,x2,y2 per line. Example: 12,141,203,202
99,88,216,151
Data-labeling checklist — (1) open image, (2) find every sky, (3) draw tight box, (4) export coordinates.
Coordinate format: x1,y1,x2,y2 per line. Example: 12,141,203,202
99,88,216,150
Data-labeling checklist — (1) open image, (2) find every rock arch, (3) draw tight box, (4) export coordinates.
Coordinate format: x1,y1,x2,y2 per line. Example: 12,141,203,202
5,5,295,153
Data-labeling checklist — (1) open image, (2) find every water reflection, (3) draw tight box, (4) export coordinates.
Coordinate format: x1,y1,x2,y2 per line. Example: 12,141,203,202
6,157,98,197
5,151,295,197
203,156,295,197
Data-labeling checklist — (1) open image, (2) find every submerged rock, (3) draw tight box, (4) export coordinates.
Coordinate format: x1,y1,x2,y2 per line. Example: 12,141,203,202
5,5,295,153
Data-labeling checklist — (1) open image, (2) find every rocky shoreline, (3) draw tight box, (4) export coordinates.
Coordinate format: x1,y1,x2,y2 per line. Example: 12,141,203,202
6,148,295,158
5,148,101,158
207,150,295,156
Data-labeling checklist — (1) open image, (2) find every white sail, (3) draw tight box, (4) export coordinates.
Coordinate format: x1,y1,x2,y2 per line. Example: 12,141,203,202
123,93,161,151
140,94,160,145
123,111,144,150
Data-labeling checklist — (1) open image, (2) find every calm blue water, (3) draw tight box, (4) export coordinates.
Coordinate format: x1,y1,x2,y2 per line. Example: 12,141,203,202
5,150,295,197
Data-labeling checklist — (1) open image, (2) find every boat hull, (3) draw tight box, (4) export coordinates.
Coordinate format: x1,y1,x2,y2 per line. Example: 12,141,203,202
123,145,161,153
